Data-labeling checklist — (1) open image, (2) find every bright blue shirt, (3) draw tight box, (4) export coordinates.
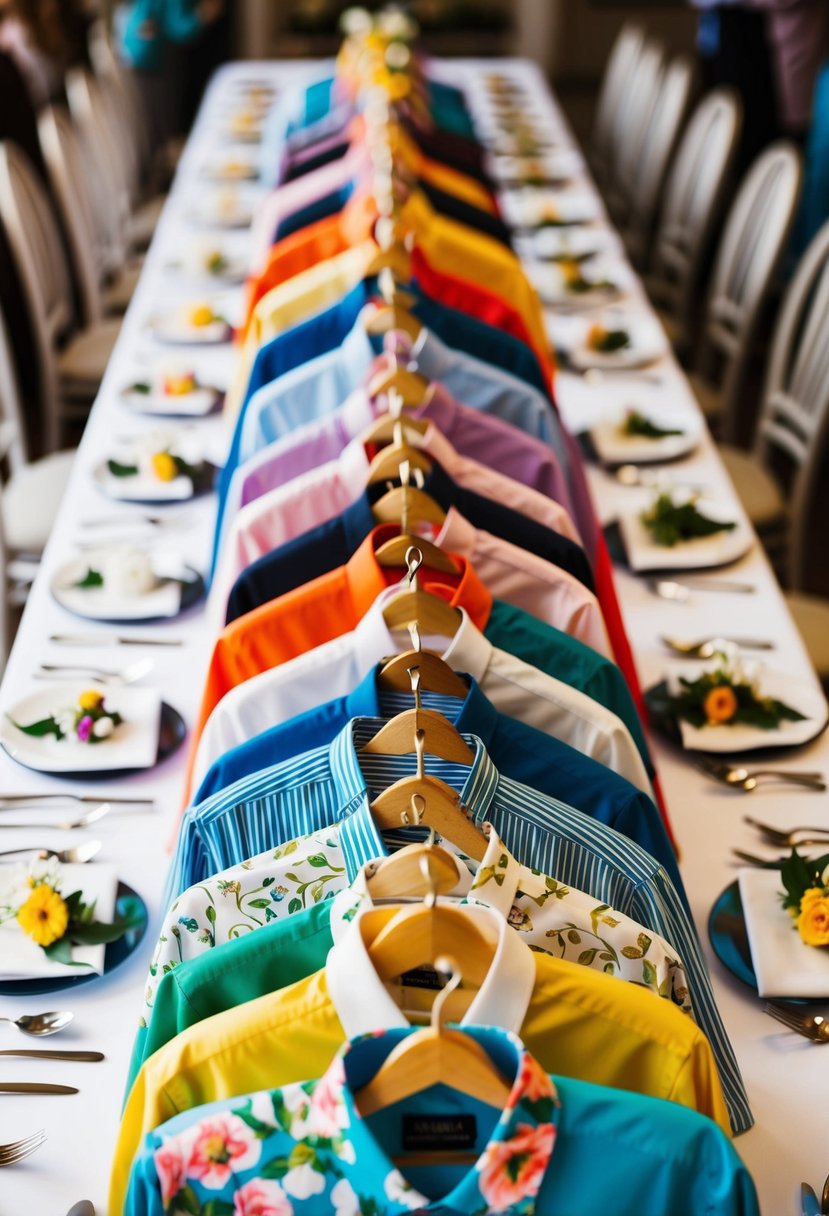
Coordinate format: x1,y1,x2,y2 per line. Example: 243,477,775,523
191,669,675,891
167,720,751,1136
125,1027,758,1216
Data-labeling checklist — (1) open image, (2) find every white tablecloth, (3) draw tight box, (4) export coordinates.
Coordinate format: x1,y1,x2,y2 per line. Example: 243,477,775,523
0,58,825,1216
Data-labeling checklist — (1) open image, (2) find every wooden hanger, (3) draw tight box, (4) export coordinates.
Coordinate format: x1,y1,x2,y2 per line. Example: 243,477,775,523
366,347,430,407
378,545,463,631
364,666,474,764
365,839,462,901
364,243,413,283
366,423,432,487
378,620,468,698
354,950,512,1126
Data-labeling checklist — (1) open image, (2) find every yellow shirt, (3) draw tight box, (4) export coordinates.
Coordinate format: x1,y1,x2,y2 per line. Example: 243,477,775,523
225,240,379,428
111,951,730,1213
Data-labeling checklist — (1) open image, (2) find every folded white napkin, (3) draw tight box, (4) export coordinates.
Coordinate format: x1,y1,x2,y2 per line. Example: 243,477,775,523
739,867,829,997
0,863,118,980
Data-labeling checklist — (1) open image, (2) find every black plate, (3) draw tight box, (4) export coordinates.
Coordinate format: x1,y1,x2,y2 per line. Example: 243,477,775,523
0,881,148,996
0,701,186,780
52,568,205,625
708,880,829,1005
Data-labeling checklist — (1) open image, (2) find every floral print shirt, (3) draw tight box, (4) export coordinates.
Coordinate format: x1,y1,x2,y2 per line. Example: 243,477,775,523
124,1026,758,1216
141,821,692,1032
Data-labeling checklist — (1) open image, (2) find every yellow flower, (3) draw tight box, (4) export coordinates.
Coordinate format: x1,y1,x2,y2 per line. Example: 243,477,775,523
78,689,104,711
559,258,582,287
151,452,178,482
188,303,215,328
586,323,608,351
162,373,196,397
800,887,826,912
17,884,69,947
797,893,829,947
703,685,738,724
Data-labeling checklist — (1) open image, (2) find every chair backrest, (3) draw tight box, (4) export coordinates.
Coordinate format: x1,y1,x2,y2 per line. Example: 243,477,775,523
648,87,743,348
606,39,666,214
622,54,697,267
65,66,130,259
752,218,829,588
589,22,646,181
38,106,105,328
0,140,68,453
87,20,149,201
696,141,802,442
0,298,29,476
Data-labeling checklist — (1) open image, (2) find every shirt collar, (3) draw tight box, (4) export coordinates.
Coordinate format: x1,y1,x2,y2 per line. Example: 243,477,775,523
339,318,382,385
345,525,492,630
326,898,536,1037
306,1027,560,1215
439,608,492,684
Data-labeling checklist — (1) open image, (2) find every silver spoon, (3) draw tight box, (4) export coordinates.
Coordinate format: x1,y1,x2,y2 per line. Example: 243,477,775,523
0,1011,74,1037
0,841,102,864
648,578,756,602
34,658,154,686
662,635,774,657
0,804,112,831
615,465,704,491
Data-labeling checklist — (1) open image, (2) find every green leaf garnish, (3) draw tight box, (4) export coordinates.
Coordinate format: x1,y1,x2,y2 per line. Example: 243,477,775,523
641,492,736,547
8,714,64,739
72,568,104,589
621,411,685,440
107,460,139,478
666,671,807,730
588,328,630,353
131,382,151,395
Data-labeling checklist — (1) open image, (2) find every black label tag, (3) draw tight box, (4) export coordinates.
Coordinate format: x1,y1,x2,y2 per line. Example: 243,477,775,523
402,1114,478,1151
400,966,444,990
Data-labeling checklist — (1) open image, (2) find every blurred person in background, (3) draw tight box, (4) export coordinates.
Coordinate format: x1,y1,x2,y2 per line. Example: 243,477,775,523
118,0,225,149
745,0,829,142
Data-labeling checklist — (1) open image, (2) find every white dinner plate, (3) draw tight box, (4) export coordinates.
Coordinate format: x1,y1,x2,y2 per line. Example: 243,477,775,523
524,226,614,263
50,552,203,622
616,495,753,572
120,382,222,418
501,190,599,231
147,310,231,345
664,664,829,753
528,259,626,310
491,148,583,185
189,201,253,230
590,409,702,465
555,315,667,371
1,683,162,773
202,159,259,182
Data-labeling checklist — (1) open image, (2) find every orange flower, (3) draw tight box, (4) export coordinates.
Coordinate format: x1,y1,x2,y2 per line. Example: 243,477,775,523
703,685,738,724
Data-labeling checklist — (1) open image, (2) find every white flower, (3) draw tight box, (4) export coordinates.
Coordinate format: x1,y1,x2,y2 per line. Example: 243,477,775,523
102,547,157,598
55,708,76,738
282,1163,325,1199
330,1178,361,1216
92,716,114,739
384,1170,424,1207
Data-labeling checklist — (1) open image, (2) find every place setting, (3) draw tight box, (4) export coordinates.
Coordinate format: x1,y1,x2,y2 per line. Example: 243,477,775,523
187,185,256,230
514,224,616,266
200,153,260,182
145,298,233,346
90,427,218,503
49,543,205,624
499,187,600,233
0,849,148,997
0,682,186,778
584,403,703,467
120,365,224,418
526,253,631,312
549,311,669,374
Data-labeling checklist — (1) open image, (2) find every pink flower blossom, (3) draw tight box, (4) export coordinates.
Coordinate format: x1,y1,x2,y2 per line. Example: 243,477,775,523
478,1123,556,1209
186,1113,261,1189
233,1177,294,1216
507,1053,555,1109
153,1138,188,1204
307,1057,347,1138
76,714,93,742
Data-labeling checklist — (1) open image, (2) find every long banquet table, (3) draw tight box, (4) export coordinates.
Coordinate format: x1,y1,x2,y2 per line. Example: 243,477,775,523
0,56,827,1216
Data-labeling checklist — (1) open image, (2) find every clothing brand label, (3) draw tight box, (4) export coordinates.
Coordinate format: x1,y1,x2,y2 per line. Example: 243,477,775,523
402,1114,478,1151
400,966,445,990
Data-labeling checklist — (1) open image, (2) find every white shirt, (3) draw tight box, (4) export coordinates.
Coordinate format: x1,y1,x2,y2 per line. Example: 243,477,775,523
190,590,648,800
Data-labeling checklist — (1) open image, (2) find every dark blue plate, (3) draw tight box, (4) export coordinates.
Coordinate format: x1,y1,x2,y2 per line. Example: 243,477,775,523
0,881,148,996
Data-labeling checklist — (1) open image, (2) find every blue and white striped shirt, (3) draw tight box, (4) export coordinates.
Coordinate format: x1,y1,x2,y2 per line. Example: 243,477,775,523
167,719,751,1136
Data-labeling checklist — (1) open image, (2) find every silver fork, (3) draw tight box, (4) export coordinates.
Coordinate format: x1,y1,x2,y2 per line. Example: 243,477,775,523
0,804,112,831
744,817,829,846
0,1129,46,1166
763,1002,829,1042
34,659,154,686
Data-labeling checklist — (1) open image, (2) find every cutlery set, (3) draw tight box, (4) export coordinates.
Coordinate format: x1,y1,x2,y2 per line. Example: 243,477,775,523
0,1010,104,1105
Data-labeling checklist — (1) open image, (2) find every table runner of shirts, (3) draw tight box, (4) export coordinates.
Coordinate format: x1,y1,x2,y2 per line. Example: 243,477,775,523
0,40,827,1216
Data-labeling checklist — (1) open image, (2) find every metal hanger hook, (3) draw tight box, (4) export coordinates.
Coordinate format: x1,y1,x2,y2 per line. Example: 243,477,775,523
405,545,423,588
401,789,426,827
418,846,438,909
431,954,462,1032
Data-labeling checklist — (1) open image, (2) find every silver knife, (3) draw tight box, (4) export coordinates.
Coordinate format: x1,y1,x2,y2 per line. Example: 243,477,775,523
0,794,155,807
0,1082,79,1094
0,1050,103,1061
50,633,183,647
801,1182,820,1216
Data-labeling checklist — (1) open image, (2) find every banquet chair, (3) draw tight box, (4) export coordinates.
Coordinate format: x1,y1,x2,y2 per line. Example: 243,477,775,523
616,53,697,269
0,301,74,603
685,141,802,444
88,20,153,202
602,38,666,227
645,88,743,356
588,22,646,189
0,141,121,446
717,217,829,555
66,66,164,257
37,107,140,326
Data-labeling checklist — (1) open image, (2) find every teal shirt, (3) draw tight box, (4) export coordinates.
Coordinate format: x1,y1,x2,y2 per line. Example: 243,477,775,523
120,0,205,71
